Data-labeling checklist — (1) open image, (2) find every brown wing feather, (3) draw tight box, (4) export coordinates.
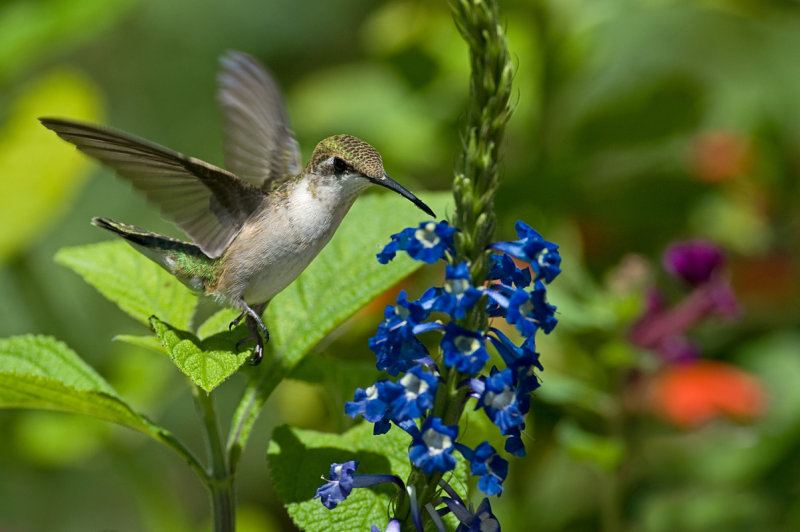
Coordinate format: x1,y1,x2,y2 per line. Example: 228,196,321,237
39,117,264,258
217,51,302,191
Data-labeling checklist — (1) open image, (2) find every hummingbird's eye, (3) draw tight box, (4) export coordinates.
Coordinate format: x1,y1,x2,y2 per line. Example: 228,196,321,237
333,157,347,174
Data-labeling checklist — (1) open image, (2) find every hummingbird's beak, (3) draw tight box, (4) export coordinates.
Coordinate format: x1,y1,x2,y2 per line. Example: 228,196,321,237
371,172,436,218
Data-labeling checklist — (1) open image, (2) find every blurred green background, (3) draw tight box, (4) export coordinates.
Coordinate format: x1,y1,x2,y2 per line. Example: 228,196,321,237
2,0,800,530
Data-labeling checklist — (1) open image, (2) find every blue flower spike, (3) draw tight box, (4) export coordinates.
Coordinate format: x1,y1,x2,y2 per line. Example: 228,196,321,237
326,219,561,529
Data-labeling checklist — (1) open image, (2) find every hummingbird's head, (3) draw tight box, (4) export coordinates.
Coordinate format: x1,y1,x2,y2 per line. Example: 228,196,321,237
308,135,435,217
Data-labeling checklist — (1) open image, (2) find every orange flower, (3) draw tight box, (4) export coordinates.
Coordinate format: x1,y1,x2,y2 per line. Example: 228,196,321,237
648,360,767,428
688,130,752,183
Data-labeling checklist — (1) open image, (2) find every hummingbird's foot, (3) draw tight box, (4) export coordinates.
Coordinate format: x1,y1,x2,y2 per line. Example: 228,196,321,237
244,314,269,365
234,301,269,365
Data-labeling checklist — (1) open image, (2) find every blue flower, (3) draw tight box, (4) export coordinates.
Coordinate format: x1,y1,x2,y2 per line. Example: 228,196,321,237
440,485,501,532
407,417,459,474
458,441,509,496
503,427,526,457
441,323,490,375
488,253,532,288
488,328,542,394
371,520,401,532
370,291,430,376
454,498,501,532
491,220,561,283
345,381,403,434
388,365,438,421
377,221,457,264
431,263,484,319
503,282,557,337
314,461,359,509
475,368,529,434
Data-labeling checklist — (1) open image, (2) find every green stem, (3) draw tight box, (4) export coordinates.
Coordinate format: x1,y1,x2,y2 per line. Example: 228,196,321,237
193,385,235,532
226,347,284,471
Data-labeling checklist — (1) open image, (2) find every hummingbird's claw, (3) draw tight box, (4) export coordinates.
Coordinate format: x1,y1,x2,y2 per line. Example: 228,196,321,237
229,311,246,331
244,314,268,365
249,340,264,366
234,302,269,365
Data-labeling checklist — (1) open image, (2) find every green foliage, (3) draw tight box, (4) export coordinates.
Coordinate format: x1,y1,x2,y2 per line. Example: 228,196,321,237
150,316,249,392
268,422,465,531
55,240,198,330
0,335,161,438
268,423,408,531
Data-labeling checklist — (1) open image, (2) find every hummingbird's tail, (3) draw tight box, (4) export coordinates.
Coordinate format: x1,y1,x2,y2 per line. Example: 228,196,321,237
92,217,219,292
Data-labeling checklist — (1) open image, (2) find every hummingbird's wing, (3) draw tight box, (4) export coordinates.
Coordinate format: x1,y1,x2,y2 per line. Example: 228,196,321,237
217,51,302,191
39,118,264,258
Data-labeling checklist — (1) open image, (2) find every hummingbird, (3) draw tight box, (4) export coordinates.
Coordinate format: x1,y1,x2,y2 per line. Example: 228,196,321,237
40,51,434,365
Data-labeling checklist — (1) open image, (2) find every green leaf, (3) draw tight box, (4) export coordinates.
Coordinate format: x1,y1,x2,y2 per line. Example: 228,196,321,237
268,422,464,531
55,240,198,330
0,335,161,438
149,316,250,392
113,334,167,355
225,192,451,463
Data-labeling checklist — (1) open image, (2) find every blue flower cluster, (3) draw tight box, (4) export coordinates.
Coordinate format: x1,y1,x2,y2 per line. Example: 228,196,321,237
317,220,561,529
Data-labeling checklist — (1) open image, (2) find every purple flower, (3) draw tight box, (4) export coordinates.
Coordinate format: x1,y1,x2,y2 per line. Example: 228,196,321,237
316,462,405,511
491,220,561,283
407,417,459,474
441,323,490,375
663,239,725,286
314,461,359,509
377,221,457,264
371,520,401,532
440,485,501,532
